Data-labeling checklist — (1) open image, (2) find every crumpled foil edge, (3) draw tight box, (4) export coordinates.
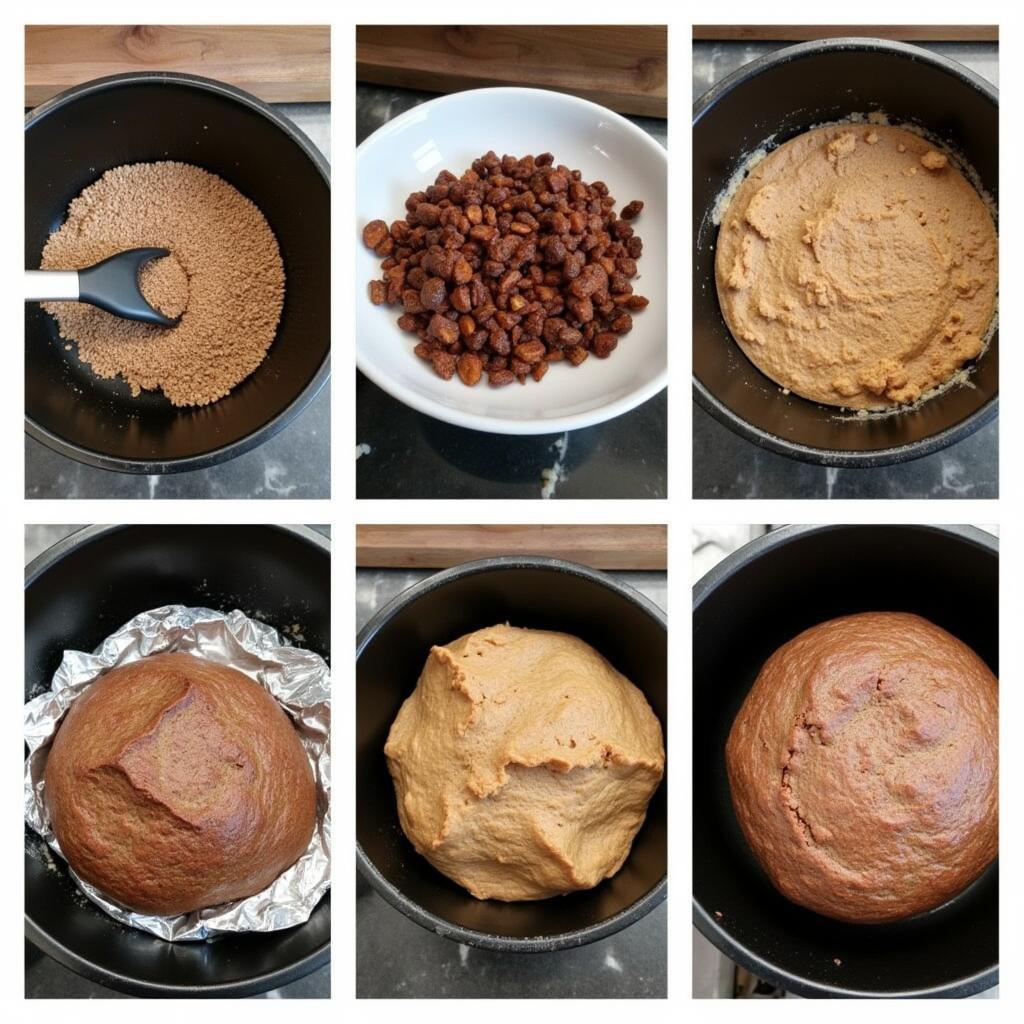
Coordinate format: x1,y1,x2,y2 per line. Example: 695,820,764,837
24,604,331,942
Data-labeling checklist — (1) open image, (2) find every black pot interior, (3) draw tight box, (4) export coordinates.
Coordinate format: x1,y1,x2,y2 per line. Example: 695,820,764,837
25,77,330,468
25,525,330,995
693,44,998,458
357,565,667,940
693,525,998,996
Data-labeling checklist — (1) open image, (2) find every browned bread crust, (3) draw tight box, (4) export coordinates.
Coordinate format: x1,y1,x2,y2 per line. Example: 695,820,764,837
45,652,316,915
726,612,997,923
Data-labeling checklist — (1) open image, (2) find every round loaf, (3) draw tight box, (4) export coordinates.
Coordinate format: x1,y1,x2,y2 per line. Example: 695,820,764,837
45,652,316,915
385,624,665,901
726,612,998,923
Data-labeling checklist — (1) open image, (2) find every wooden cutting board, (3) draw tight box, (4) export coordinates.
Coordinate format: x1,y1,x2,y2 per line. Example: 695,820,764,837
357,25,667,118
25,25,330,107
356,525,667,570
693,25,998,42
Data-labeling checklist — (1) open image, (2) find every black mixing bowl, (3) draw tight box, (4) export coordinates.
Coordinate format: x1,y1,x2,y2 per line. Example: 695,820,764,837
357,556,667,952
25,72,330,473
693,39,998,466
693,524,998,997
25,524,330,996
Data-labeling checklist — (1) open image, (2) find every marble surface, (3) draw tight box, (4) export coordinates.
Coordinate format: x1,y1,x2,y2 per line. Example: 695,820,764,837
24,524,331,998
692,41,999,499
25,103,331,500
356,566,667,997
356,84,667,499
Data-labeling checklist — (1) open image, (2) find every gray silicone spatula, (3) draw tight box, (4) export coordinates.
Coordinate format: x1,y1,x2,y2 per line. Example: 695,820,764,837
24,247,179,328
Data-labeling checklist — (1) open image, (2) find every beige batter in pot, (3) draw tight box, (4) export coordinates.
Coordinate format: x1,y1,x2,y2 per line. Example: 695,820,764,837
715,123,997,409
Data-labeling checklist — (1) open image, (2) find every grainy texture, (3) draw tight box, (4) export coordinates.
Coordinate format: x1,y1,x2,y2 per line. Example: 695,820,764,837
385,624,664,901
363,150,648,387
41,162,285,407
726,612,998,923
139,253,190,319
45,652,316,916
715,124,998,409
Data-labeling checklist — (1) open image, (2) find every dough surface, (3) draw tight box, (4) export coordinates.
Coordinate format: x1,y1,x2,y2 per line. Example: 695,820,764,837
385,624,664,901
726,613,998,923
715,124,998,409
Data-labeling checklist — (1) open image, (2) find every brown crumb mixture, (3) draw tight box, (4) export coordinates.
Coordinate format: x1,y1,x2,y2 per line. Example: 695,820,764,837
41,162,285,407
140,254,190,319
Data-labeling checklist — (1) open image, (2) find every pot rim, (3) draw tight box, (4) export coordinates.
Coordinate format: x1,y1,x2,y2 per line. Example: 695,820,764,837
691,902,997,999
22,913,331,999
25,522,331,588
692,37,999,468
356,555,668,952
691,522,999,997
24,522,331,996
24,70,331,475
693,523,998,611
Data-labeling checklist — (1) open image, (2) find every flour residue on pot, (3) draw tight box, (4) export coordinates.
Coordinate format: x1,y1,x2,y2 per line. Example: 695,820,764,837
710,142,772,227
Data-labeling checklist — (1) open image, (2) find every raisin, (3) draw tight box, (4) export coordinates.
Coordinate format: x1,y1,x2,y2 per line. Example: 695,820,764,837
513,340,546,364
457,353,483,386
488,368,515,387
428,313,459,345
430,351,457,380
362,220,388,249
364,151,650,388
420,277,448,311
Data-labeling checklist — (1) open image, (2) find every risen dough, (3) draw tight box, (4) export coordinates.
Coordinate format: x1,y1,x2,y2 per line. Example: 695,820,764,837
385,624,665,901
715,124,998,409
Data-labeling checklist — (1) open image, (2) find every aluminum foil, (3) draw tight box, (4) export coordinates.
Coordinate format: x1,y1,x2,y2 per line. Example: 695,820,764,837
24,604,331,942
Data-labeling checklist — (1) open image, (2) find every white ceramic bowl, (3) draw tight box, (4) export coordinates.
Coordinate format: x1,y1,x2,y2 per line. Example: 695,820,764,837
356,87,667,435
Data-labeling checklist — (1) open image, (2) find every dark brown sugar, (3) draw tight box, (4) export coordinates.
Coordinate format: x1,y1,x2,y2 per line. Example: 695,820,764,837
41,162,285,407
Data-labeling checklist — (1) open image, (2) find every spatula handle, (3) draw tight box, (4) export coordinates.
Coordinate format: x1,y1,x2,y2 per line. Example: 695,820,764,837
24,269,79,302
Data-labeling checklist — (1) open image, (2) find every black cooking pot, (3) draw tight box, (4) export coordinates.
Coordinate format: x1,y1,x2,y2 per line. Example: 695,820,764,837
693,524,998,997
356,557,667,952
693,39,998,466
24,524,330,997
25,72,330,473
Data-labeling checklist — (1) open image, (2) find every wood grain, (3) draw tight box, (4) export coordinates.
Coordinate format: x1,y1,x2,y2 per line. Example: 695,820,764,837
356,25,667,118
25,25,330,107
356,524,667,570
693,25,998,42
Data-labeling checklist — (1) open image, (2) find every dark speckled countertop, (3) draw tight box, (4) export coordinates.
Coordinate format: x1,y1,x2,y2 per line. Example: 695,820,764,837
356,567,667,997
25,103,330,500
356,84,667,500
692,41,998,499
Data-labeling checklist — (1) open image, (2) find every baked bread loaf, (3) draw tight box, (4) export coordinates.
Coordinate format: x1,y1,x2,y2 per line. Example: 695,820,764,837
726,612,998,923
385,624,664,901
45,652,316,915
